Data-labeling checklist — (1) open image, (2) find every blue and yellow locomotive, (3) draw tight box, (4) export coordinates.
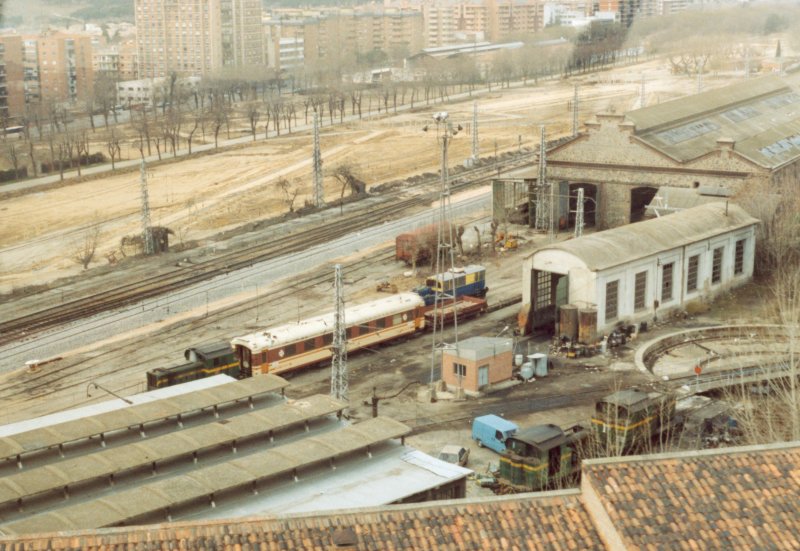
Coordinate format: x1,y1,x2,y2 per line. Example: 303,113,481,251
414,264,488,306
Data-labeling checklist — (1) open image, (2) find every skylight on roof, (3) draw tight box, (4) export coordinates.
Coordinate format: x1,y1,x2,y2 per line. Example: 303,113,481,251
762,92,800,109
656,120,720,145
759,133,800,158
723,106,759,123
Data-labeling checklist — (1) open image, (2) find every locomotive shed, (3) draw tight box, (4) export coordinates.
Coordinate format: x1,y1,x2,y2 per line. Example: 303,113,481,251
0,375,471,535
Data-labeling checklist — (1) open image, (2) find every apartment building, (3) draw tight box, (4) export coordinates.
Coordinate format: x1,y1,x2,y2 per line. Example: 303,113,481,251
135,0,263,79
0,35,25,119
34,30,94,105
265,7,422,72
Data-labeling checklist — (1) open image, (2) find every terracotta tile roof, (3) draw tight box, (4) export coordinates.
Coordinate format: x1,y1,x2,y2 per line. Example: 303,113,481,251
582,442,800,550
0,491,604,551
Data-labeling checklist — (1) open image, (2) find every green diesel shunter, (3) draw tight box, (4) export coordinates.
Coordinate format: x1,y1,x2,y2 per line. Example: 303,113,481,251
498,424,588,491
591,389,676,454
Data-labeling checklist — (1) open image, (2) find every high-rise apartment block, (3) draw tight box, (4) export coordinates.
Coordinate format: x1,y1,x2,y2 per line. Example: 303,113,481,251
264,7,423,72
135,0,263,79
0,35,25,120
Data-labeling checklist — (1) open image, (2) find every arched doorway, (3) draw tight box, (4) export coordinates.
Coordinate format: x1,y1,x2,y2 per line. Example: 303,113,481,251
568,183,598,229
630,186,658,223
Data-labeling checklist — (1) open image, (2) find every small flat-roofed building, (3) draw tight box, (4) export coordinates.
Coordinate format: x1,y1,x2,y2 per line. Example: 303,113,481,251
520,202,759,335
442,336,514,393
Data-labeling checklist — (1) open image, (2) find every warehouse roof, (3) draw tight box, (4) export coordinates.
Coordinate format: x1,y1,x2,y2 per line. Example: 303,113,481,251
627,75,800,167
5,442,799,550
0,375,288,464
0,417,410,535
532,202,758,272
0,394,345,510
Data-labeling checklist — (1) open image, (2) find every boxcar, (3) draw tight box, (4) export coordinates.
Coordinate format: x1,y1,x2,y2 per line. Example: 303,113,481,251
591,389,676,453
231,292,426,377
498,424,587,491
146,342,239,390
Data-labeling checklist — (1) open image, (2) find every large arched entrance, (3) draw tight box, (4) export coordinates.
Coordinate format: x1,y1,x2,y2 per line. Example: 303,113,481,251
568,183,598,229
630,186,658,223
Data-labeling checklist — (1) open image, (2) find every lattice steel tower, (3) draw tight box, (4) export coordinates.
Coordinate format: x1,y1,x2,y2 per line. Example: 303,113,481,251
427,112,461,386
313,112,325,208
574,187,585,238
535,125,550,233
139,160,154,255
330,263,347,402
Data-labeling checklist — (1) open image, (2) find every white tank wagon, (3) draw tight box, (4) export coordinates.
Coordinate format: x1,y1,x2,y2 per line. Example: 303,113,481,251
231,293,426,377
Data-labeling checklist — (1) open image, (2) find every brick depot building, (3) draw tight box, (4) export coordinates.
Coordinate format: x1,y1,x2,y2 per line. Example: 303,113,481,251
498,74,800,231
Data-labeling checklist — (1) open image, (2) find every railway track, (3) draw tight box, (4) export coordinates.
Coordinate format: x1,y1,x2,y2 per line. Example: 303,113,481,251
0,154,530,348
0,250,398,407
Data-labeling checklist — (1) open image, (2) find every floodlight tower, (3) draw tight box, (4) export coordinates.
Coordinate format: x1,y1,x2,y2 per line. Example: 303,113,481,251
330,263,347,402
423,112,462,388
139,160,154,255
313,112,325,208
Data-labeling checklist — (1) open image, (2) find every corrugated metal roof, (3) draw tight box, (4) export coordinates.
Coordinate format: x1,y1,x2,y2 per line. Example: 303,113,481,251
532,203,758,272
0,417,411,535
0,375,288,462
627,76,800,167
0,395,344,509
231,293,424,352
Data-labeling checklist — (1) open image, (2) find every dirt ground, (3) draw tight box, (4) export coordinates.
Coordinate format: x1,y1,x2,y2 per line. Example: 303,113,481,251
0,57,781,487
0,58,738,295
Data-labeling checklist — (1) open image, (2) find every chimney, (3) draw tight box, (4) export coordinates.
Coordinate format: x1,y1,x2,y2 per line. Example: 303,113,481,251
330,527,358,551
716,137,735,151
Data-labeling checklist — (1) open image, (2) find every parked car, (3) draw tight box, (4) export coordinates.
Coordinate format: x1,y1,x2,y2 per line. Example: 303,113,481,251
438,445,470,467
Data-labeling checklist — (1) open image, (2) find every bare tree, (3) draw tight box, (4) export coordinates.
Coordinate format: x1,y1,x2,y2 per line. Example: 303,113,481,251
75,131,90,177
6,144,20,180
72,223,101,269
106,129,122,170
331,163,366,213
277,177,299,213
247,102,260,141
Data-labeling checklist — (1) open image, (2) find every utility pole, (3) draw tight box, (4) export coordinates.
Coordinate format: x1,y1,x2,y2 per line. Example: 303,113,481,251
313,112,324,208
574,187,584,238
330,263,347,402
139,160,154,255
572,84,579,137
640,73,646,109
696,63,703,94
425,112,461,392
744,46,750,78
471,101,479,164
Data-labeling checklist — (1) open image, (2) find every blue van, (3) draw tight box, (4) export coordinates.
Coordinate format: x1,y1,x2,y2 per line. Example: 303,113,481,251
471,414,519,454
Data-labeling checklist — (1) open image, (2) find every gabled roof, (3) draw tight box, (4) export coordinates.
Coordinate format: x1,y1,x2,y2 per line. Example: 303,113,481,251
582,442,800,550
5,442,800,550
532,202,759,272
627,75,800,167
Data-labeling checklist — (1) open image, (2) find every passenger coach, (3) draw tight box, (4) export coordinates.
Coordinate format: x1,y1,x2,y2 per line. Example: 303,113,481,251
231,292,426,377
